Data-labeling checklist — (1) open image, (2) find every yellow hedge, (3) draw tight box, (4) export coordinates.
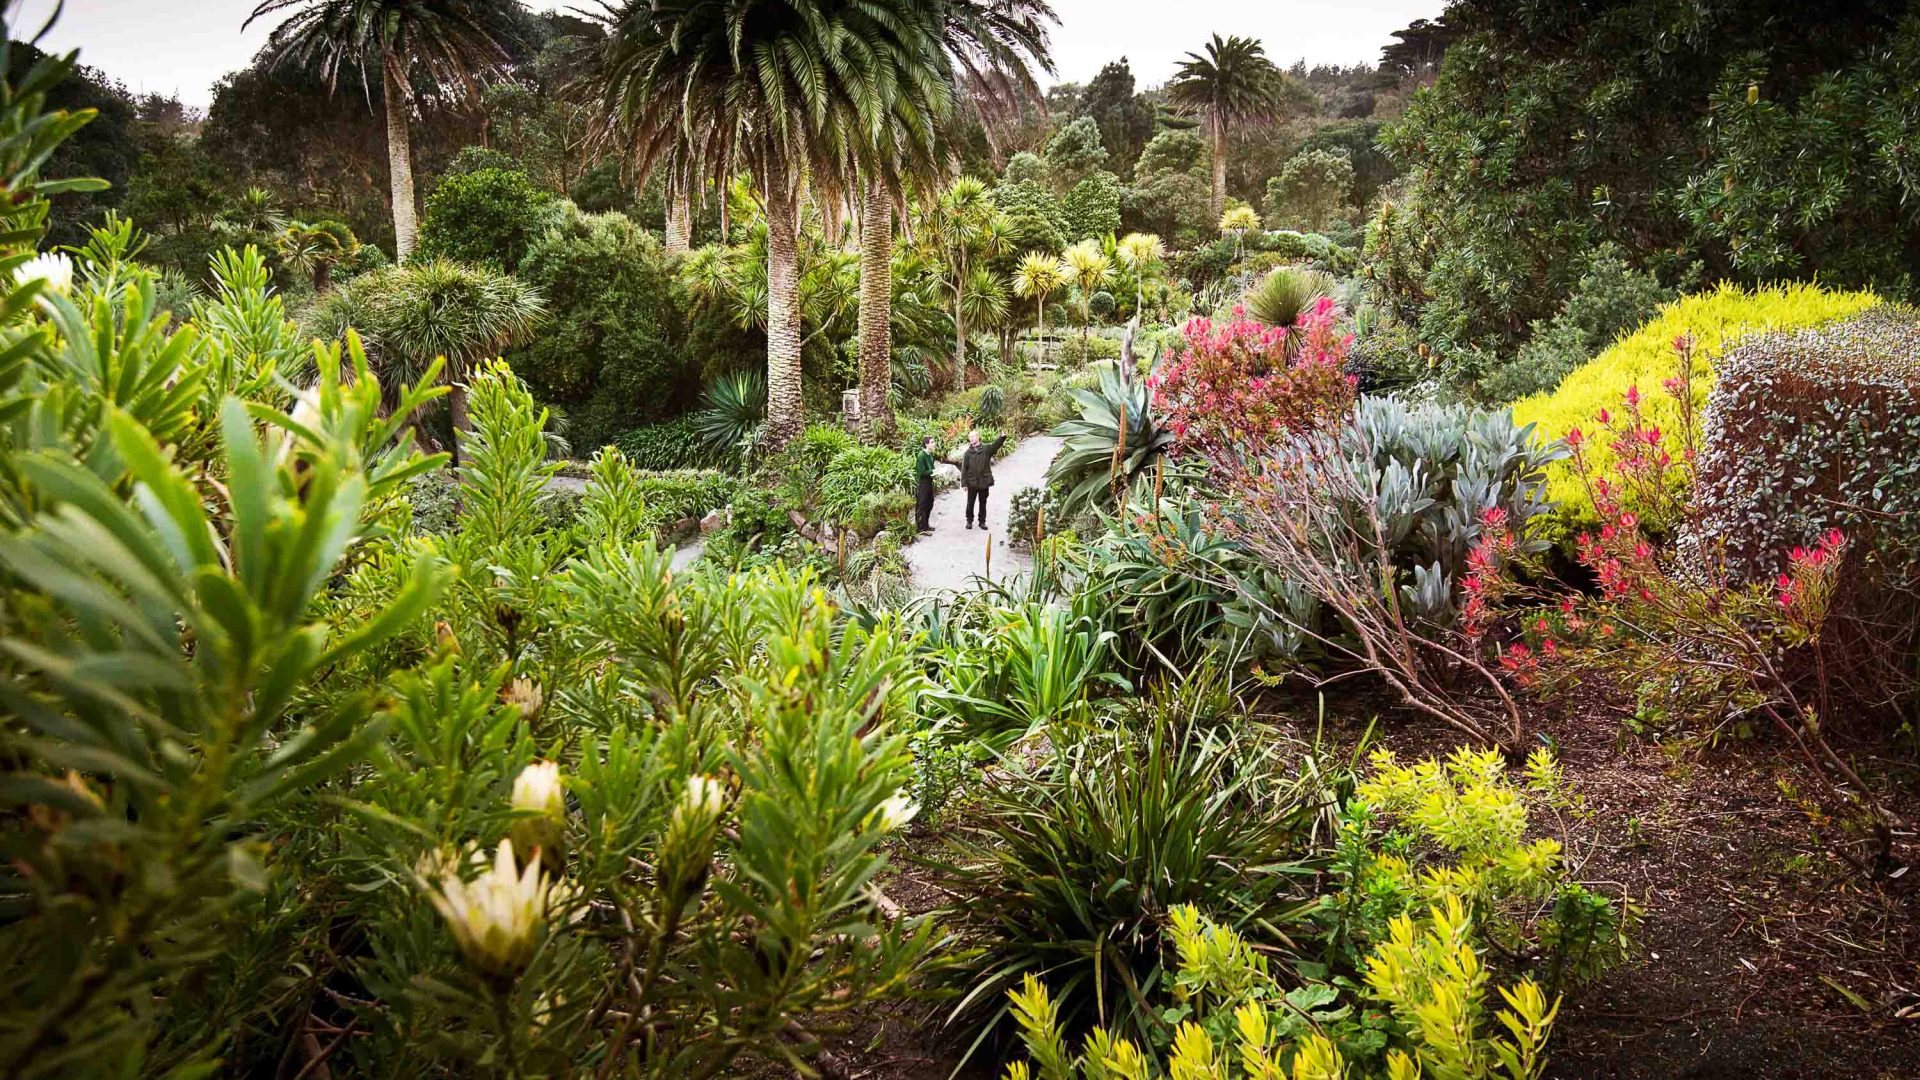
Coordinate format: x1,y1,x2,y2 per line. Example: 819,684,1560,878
1512,282,1882,539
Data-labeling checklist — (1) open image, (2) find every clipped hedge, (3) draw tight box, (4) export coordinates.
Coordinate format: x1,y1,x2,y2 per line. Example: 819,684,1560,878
1699,307,1920,575
1697,307,1920,720
1512,282,1880,537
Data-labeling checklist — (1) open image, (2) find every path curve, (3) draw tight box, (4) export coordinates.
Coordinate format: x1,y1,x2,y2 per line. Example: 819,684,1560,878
904,435,1063,594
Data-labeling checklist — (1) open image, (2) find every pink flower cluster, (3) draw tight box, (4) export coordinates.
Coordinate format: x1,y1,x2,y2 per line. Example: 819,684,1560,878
1151,296,1356,467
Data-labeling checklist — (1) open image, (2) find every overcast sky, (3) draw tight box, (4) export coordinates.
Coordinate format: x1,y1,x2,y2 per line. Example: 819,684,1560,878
14,0,1443,111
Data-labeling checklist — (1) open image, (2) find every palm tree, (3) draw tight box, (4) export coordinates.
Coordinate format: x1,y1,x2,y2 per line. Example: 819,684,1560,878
1012,250,1066,362
1165,34,1282,221
1116,232,1165,321
599,0,952,449
923,176,1011,387
1062,239,1112,353
247,0,526,261
852,0,1055,437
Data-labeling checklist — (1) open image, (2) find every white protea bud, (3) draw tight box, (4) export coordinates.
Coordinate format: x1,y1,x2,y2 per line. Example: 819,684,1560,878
659,775,726,904
871,790,920,833
679,775,726,824
503,676,543,718
509,760,566,872
13,252,72,296
419,839,551,980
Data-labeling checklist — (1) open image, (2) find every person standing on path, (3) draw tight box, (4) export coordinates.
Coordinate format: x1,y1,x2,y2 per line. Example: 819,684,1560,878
913,436,937,534
960,429,1008,530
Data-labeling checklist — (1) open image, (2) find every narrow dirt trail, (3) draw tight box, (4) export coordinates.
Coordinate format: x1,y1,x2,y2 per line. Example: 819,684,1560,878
903,435,1063,594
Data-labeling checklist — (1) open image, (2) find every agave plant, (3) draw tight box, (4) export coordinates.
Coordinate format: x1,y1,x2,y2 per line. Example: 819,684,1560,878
1046,361,1176,518
695,368,768,461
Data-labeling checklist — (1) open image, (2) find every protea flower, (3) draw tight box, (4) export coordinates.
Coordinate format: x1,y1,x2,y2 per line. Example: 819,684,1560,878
419,839,552,980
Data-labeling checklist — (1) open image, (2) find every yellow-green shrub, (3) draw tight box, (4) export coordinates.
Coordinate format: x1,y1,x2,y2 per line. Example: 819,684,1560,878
1511,282,1880,538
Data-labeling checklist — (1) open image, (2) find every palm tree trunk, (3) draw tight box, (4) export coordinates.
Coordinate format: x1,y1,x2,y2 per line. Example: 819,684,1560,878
856,179,895,439
764,182,805,448
954,248,968,389
383,60,419,262
665,181,692,254
1208,113,1227,223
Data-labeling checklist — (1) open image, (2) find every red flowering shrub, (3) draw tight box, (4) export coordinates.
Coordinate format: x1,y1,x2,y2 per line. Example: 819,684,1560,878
1467,337,1899,871
1150,297,1356,466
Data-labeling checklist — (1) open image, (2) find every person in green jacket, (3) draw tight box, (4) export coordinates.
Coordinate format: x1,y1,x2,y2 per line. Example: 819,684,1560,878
913,436,937,534
960,429,1008,530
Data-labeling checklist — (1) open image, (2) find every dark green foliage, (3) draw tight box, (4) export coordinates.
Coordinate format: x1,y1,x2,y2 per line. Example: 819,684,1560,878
696,369,768,459
1263,148,1352,234
994,176,1069,256
509,208,693,449
941,704,1331,1047
1044,116,1110,191
11,42,137,247
1124,129,1212,246
1074,59,1156,175
1371,0,1920,362
416,165,554,272
818,445,912,523
1294,120,1396,209
613,416,717,471
1061,171,1123,242
1474,244,1681,403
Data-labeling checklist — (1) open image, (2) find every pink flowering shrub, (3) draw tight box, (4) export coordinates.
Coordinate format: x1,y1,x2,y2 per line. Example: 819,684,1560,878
1151,297,1356,467
1466,336,1897,871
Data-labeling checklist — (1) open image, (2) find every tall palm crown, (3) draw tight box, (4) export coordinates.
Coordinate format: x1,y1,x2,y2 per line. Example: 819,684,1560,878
1165,33,1281,220
247,0,527,260
600,0,955,446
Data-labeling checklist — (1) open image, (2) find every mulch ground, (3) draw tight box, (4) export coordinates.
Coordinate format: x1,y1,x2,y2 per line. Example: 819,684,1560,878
758,690,1920,1080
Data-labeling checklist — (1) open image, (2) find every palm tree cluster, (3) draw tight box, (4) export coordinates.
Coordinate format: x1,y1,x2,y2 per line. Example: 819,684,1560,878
594,0,1054,445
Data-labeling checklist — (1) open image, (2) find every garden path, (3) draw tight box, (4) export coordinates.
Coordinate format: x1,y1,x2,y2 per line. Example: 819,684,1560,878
904,435,1063,594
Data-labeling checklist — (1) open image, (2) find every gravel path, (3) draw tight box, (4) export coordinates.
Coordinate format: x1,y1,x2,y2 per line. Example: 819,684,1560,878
904,435,1063,594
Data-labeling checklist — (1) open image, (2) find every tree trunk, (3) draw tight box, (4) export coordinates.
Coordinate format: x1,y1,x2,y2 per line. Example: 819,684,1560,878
856,179,895,439
447,357,468,466
664,181,692,254
953,248,968,389
764,182,805,449
1208,113,1227,224
383,60,419,262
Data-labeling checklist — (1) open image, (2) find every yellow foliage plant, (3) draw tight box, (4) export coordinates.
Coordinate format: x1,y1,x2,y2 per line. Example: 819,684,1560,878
1001,899,1557,1080
1511,282,1879,541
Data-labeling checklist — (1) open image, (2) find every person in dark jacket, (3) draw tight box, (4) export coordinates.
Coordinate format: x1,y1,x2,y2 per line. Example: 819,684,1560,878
913,436,937,534
960,429,1007,530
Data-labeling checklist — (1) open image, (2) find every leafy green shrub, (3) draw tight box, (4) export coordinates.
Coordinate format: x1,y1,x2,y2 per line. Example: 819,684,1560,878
415,165,555,272
510,208,695,448
1085,497,1241,675
941,703,1333,1047
1475,245,1682,403
1062,170,1123,241
818,444,911,523
1697,307,1920,718
1511,282,1880,539
975,382,1006,423
613,415,716,470
631,469,737,526
1057,333,1121,365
